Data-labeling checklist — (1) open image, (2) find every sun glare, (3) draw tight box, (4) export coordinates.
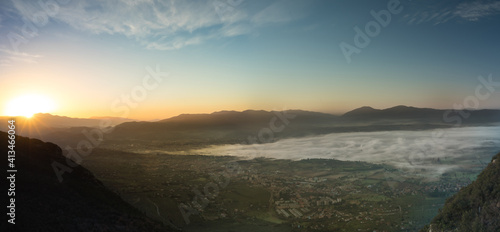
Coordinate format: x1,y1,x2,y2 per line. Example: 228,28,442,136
4,94,56,118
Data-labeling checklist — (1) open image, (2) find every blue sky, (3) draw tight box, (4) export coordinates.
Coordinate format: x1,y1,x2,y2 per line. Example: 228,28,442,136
1,0,500,119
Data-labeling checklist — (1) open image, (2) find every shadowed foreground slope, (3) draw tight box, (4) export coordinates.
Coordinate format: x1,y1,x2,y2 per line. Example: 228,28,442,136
421,152,500,232
0,131,174,231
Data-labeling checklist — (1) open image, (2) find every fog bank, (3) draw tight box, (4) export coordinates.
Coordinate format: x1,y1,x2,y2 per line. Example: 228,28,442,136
191,126,500,176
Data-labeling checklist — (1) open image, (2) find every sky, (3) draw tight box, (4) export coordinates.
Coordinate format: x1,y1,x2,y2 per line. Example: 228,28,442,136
1,0,500,120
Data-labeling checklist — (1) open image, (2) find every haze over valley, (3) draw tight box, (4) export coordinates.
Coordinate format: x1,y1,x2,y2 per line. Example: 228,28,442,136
191,125,500,177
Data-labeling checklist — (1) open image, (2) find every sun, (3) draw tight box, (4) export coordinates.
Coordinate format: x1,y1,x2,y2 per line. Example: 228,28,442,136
4,94,56,118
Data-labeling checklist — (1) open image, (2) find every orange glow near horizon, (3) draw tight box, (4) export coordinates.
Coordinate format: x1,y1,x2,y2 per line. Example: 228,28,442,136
3,94,57,118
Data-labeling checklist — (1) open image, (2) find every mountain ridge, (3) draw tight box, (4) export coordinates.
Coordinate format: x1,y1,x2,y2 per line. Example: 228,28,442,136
421,152,500,231
2,105,500,128
0,113,136,129
5,106,500,152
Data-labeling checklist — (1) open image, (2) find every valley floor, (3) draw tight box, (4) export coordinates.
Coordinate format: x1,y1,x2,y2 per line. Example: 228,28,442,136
81,148,486,232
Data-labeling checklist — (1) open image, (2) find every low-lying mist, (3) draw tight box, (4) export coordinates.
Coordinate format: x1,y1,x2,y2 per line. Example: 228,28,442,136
190,126,500,177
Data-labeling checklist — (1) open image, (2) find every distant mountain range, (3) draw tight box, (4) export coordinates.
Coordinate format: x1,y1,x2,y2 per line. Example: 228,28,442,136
104,110,340,150
3,105,499,131
0,131,174,231
97,106,499,151
3,106,499,150
343,105,442,119
0,114,137,144
421,152,500,232
0,114,135,138
132,105,500,129
114,109,338,136
342,105,500,124
5,113,135,128
160,109,338,125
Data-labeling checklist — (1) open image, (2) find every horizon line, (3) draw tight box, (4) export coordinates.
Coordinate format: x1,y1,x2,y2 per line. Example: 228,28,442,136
2,105,500,121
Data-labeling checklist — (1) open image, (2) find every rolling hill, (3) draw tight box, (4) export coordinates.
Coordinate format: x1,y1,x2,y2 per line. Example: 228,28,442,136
105,109,339,147
103,106,500,148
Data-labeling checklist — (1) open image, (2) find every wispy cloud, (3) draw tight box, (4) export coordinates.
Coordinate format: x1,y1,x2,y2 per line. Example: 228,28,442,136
0,47,42,66
403,1,500,25
455,1,500,21
403,10,457,25
9,0,308,51
251,0,308,25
